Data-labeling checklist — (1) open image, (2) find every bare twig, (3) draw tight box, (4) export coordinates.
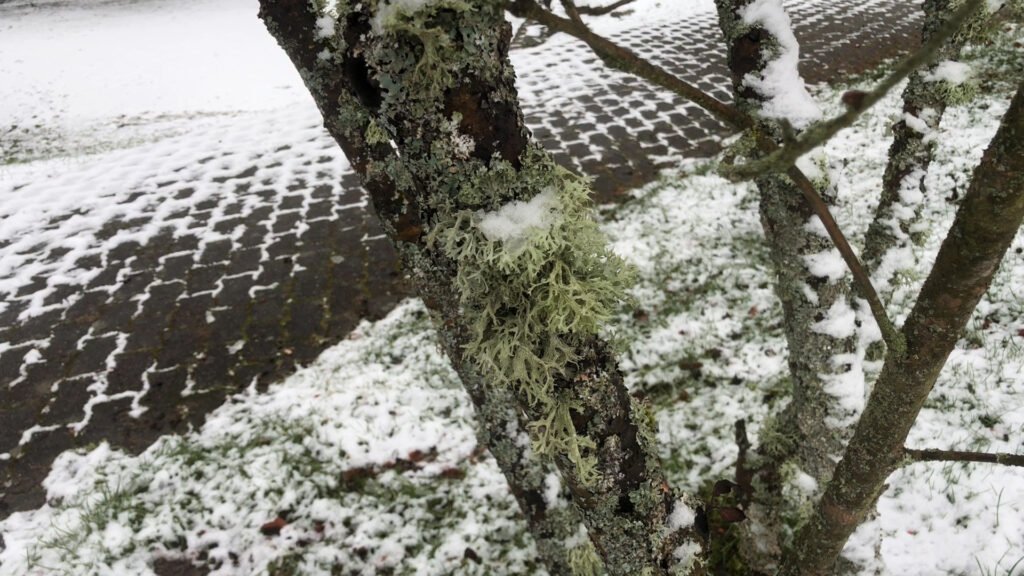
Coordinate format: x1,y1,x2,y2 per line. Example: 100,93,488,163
509,0,750,128
559,0,585,25
576,0,638,16
509,0,902,351
904,448,1024,468
785,167,905,353
724,0,987,179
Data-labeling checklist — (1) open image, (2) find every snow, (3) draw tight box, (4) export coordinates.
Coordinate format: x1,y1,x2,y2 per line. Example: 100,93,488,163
672,540,702,569
476,188,560,252
903,111,933,135
791,469,819,495
543,472,566,510
923,60,973,85
803,248,848,282
668,500,696,531
544,0,714,35
812,300,858,339
0,301,541,576
0,0,306,162
738,0,823,129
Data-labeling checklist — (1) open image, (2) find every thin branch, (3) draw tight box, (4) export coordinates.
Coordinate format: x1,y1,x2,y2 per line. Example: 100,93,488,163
904,448,1024,468
785,166,905,353
509,0,902,351
724,0,987,180
559,0,585,25
509,0,751,128
576,0,638,16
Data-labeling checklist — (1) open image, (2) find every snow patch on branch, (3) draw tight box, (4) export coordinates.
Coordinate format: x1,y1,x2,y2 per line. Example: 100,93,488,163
477,189,561,252
812,300,858,339
543,472,567,510
672,540,703,572
738,0,822,129
821,352,867,427
803,248,846,283
803,215,830,239
923,60,972,85
315,14,336,39
870,168,928,293
668,499,696,531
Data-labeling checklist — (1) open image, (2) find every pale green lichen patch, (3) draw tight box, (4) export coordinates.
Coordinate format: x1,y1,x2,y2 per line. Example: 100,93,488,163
371,0,472,34
566,525,604,576
432,160,632,482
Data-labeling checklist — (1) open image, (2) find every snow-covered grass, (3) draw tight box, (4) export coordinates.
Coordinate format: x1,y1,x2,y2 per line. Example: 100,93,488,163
0,0,305,163
1,301,543,576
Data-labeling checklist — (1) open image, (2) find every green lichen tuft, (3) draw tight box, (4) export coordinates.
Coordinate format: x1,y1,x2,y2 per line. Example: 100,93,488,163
431,155,632,483
568,539,604,576
364,118,391,146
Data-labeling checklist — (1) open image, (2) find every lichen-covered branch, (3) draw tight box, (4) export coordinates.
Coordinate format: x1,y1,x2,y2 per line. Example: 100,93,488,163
721,0,987,180
711,0,865,569
903,447,1024,468
862,0,995,294
260,1,708,573
781,80,1024,576
257,2,589,573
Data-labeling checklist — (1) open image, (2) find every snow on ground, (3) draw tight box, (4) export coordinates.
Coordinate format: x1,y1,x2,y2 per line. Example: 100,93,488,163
0,300,542,576
2,74,1022,573
0,0,306,162
0,105,344,321
544,0,713,35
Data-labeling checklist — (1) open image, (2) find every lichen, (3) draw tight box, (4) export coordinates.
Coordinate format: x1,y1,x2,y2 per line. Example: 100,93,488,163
430,154,632,483
364,118,391,146
371,0,471,34
568,536,604,576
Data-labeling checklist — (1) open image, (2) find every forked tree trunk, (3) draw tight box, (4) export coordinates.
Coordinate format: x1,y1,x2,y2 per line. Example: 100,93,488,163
258,1,707,574
713,0,860,568
781,79,1024,576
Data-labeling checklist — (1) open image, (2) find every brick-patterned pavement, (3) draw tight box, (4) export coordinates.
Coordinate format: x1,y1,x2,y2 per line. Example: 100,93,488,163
0,0,921,520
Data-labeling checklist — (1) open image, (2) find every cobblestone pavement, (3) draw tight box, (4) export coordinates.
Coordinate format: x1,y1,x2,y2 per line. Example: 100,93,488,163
0,0,921,521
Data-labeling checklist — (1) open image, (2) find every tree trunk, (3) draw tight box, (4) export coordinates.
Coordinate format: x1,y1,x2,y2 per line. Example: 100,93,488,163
781,79,1024,576
713,0,860,568
258,3,586,573
862,0,979,294
258,1,707,573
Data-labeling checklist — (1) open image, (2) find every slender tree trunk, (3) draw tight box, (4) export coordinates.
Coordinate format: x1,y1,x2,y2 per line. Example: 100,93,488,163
713,0,860,568
781,80,1024,576
258,3,587,573
862,0,979,294
259,1,707,573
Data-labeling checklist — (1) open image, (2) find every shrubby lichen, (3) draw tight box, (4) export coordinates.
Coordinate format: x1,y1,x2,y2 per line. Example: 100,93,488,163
430,154,632,483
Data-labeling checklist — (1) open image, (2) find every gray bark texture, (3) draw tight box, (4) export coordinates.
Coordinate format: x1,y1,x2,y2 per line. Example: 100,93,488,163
781,79,1024,576
713,0,858,569
258,1,707,574
862,0,975,291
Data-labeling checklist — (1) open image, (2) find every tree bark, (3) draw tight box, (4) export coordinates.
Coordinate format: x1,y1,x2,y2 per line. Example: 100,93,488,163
259,1,706,573
862,0,978,294
258,2,587,573
713,0,860,568
781,80,1024,576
